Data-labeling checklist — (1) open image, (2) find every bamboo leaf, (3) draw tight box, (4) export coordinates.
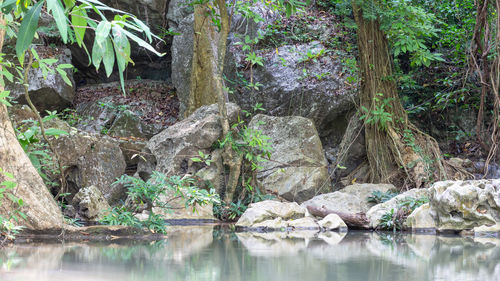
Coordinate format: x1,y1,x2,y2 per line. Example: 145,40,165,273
120,28,164,57
47,0,69,43
16,0,44,64
95,20,111,47
71,5,88,47
103,37,115,77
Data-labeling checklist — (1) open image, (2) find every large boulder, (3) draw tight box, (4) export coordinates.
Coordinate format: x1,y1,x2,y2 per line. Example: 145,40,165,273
140,103,240,177
302,183,395,215
366,188,429,229
72,185,111,221
227,41,355,141
5,46,74,113
52,131,127,204
236,200,321,230
429,180,500,231
249,114,330,203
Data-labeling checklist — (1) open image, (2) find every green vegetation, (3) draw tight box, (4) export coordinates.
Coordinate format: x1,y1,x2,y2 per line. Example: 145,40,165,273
0,169,25,242
378,196,429,232
367,190,399,204
100,172,220,234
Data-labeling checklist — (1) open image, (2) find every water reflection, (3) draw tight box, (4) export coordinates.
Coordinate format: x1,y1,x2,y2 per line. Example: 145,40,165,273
1,226,499,281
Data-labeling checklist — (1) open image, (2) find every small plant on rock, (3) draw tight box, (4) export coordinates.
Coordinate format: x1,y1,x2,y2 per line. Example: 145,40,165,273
367,190,399,204
378,196,429,232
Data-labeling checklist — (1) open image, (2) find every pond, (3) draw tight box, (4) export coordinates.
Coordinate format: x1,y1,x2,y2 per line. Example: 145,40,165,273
1,226,499,281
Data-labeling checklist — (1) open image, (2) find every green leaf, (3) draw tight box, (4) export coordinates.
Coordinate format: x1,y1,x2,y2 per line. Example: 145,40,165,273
95,20,112,47
45,128,69,136
71,5,88,47
0,90,10,99
120,28,164,57
91,38,105,71
56,68,73,86
0,0,17,13
103,37,115,77
16,0,44,64
131,17,152,42
57,64,74,69
47,0,69,43
112,26,131,94
63,0,76,9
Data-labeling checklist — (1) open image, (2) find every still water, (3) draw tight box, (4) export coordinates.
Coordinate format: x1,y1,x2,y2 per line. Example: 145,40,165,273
1,226,499,281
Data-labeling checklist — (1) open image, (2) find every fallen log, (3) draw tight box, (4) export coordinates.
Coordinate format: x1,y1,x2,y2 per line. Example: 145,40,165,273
307,205,370,229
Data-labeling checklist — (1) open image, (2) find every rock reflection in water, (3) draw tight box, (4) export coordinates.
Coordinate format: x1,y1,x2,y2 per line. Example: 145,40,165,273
0,226,499,281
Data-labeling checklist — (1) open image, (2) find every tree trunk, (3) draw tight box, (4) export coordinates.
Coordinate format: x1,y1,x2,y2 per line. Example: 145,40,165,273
189,1,241,203
0,13,63,230
352,2,455,188
186,3,221,117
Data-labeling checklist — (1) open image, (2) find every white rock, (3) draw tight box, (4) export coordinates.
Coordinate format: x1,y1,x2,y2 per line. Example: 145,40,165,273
318,214,347,230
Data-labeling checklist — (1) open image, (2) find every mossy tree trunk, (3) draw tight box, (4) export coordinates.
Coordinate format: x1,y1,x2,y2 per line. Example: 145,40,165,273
186,3,221,117
189,1,241,203
352,2,454,188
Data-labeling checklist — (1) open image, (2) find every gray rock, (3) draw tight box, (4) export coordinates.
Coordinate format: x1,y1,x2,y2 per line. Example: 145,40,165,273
429,180,500,231
249,114,330,203
301,183,395,216
52,131,127,204
63,205,76,218
405,203,436,231
227,41,355,141
167,0,195,116
108,110,163,139
473,223,500,236
75,96,116,134
141,103,239,177
333,114,366,179
287,216,320,229
5,46,74,113
76,97,163,139
72,185,111,220
366,188,429,229
236,200,316,230
101,0,167,34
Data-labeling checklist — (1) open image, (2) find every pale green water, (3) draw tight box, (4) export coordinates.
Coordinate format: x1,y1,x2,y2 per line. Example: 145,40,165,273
0,226,499,281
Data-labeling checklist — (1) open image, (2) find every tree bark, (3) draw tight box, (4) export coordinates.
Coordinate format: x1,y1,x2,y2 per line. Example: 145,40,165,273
186,4,221,117
352,2,454,188
0,13,63,230
189,1,241,203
